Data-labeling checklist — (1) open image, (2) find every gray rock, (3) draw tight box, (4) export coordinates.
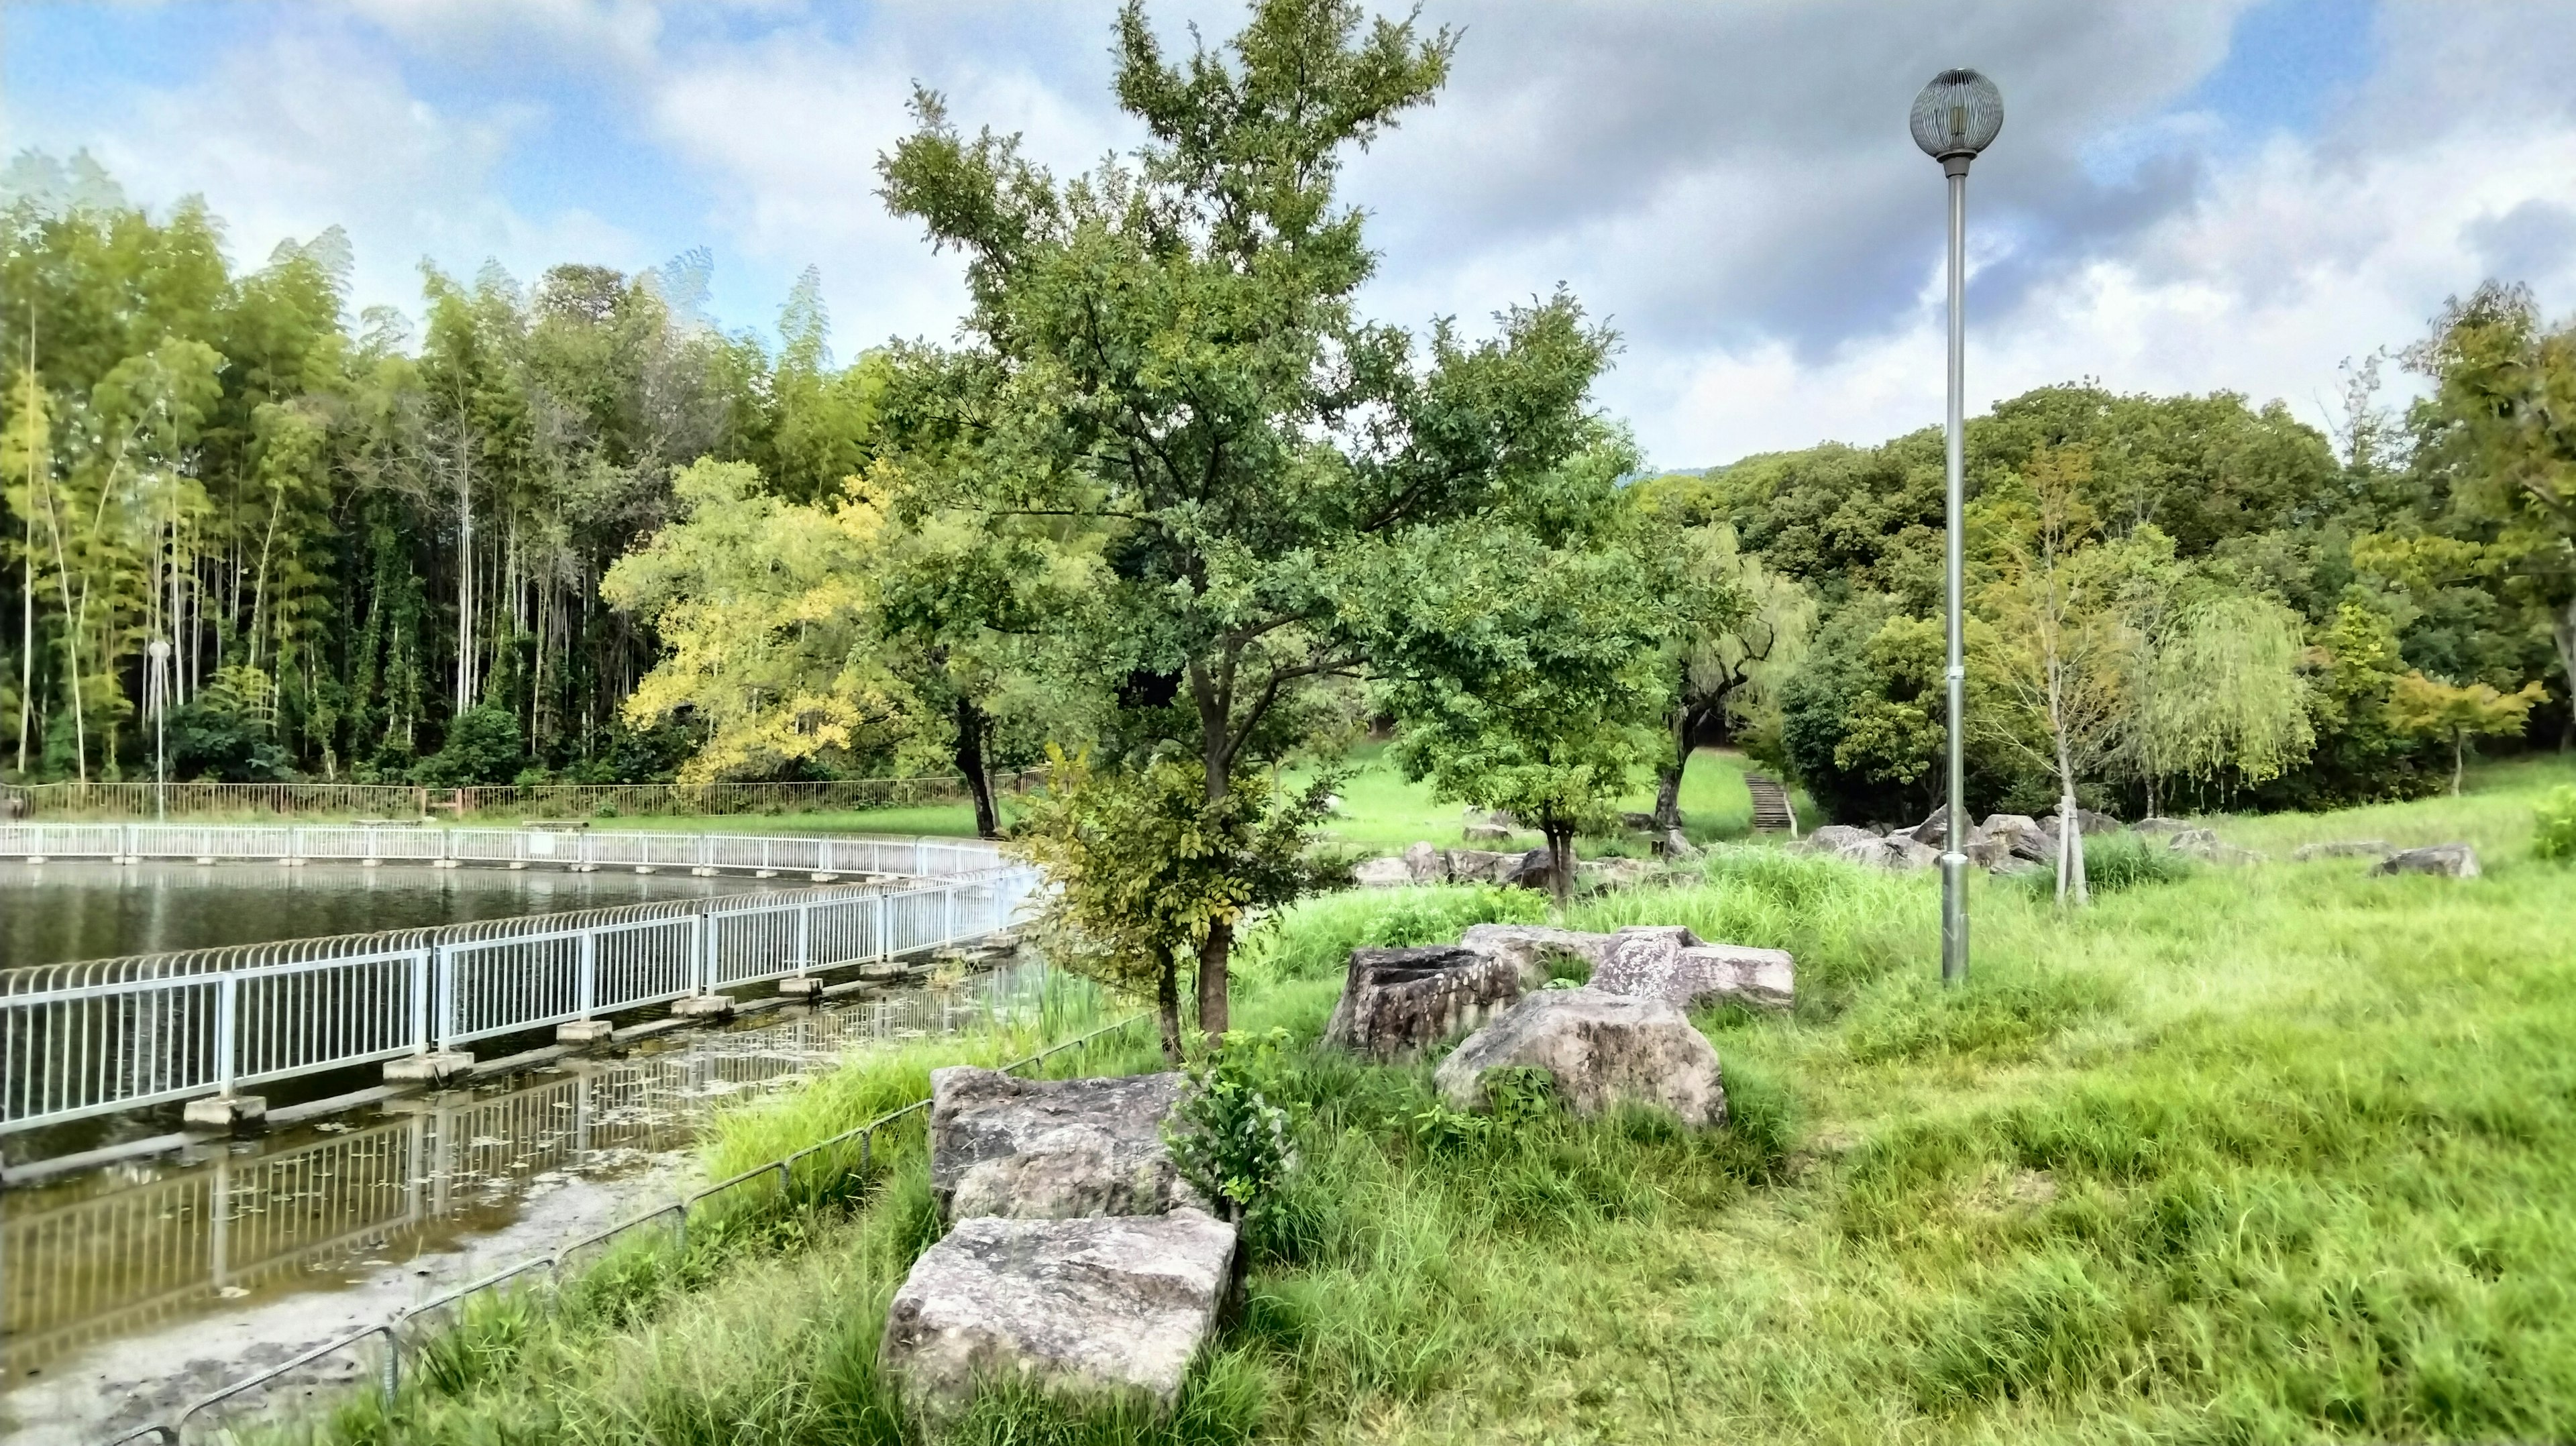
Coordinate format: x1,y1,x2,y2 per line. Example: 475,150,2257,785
1802,824,1879,854
928,1068,1205,1221
1434,988,1725,1127
1656,828,1701,860
1503,848,1557,891
878,1209,1238,1421
1462,822,1515,844
1401,840,1448,882
1575,855,1660,893
1446,848,1517,883
1322,944,1525,1060
2130,816,2195,839
1352,855,1412,889
2374,842,2481,879
2292,838,2396,862
1982,814,2053,863
1591,926,1794,1012
2040,808,2124,838
1458,924,1617,988
1620,810,1661,832
1963,834,2015,870
2166,829,2265,866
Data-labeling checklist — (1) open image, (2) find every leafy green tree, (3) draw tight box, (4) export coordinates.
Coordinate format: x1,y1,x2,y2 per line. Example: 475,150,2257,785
2385,671,2547,795
877,0,1617,1030
2130,590,2314,814
1016,749,1332,1060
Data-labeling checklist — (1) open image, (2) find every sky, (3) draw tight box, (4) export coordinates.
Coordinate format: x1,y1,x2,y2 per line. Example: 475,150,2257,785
7,0,2575,471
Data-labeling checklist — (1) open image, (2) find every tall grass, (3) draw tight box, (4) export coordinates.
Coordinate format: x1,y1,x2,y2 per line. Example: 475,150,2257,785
286,755,2576,1445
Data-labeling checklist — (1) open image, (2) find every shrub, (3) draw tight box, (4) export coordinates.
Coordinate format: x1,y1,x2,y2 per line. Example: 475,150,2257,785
1165,1030,1298,1223
2536,785,2576,862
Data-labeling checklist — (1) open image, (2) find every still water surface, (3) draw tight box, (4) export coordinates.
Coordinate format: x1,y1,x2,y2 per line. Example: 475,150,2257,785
0,860,782,971
0,958,1057,1445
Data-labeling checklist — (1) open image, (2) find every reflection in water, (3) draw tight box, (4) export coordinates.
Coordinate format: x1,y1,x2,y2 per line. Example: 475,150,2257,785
0,860,784,972
0,961,1055,1437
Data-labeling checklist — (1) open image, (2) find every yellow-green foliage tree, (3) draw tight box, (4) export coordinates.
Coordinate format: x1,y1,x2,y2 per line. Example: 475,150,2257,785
2385,671,2548,795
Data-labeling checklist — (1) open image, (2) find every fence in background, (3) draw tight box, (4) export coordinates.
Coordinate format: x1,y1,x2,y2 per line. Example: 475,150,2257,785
104,1011,1147,1446
0,822,1008,876
0,865,1041,1139
0,773,1046,822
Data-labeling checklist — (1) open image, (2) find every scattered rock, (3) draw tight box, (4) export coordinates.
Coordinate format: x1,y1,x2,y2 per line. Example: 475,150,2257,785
1352,855,1412,889
1656,828,1701,860
1619,811,1661,832
1458,924,1617,988
2129,816,2195,839
878,1209,1239,1422
1574,855,1660,893
2373,842,2481,879
1590,926,1794,1012
2167,829,2267,866
2040,808,2125,839
1462,822,1515,844
1434,988,1725,1127
1503,848,1557,891
2292,838,2396,862
1401,840,1448,882
1962,833,2015,869
1801,824,1879,855
1446,848,1518,884
1982,814,2053,863
1322,944,1525,1060
928,1068,1205,1221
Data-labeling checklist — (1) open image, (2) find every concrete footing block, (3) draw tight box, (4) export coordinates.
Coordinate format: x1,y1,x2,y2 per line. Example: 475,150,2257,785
557,1019,615,1046
810,871,839,883
385,1050,476,1085
860,960,908,983
507,860,529,870
431,857,461,869
672,993,735,1021
777,977,824,1001
634,865,656,875
360,858,382,867
23,856,44,865
691,865,718,877
193,856,217,865
572,863,597,873
754,869,778,879
184,1094,268,1133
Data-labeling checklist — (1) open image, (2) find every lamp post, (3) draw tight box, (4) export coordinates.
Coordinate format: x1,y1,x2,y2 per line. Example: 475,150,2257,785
147,638,170,822
1911,68,2002,987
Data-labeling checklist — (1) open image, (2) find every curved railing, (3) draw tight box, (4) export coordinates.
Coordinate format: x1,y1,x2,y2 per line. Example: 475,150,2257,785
0,822,1010,877
0,863,1042,1137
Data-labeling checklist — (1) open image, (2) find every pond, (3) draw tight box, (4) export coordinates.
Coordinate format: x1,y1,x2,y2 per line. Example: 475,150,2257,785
0,860,784,972
0,956,1059,1445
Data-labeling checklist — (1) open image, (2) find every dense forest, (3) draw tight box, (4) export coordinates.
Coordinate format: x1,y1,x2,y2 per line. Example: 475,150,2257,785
3,148,2569,835
0,152,885,789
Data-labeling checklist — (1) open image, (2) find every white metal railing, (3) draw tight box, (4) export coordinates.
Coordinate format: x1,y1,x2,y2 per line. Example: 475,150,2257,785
0,867,1040,1138
0,822,1009,877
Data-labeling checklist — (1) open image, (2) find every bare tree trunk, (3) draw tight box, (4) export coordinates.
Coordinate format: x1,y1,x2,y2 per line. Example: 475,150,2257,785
1544,822,1576,915
1195,917,1232,1040
1157,957,1183,1064
953,693,998,839
2452,731,2465,795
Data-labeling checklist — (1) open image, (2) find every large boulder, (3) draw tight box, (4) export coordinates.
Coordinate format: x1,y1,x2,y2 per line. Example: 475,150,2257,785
1458,924,1616,988
878,1209,1238,1422
1982,814,2053,864
1462,822,1515,844
1655,828,1702,860
928,1068,1205,1221
1590,926,1794,1013
1435,989,1725,1127
2040,808,2125,839
2130,816,2195,840
1575,855,1660,893
2167,829,2267,866
1352,855,1412,889
1802,824,1880,854
2374,842,2480,879
2293,838,2396,862
1502,848,1558,891
1322,944,1525,1060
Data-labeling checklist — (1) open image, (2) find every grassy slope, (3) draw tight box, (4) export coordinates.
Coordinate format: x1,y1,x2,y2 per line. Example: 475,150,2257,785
313,754,2576,1446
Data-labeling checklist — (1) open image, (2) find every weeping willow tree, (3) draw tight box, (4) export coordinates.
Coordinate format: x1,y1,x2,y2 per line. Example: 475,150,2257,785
2131,592,2316,814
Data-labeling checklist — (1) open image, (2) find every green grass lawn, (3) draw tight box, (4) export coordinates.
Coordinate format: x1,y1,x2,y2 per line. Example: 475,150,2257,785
283,753,2576,1446
1288,742,1809,853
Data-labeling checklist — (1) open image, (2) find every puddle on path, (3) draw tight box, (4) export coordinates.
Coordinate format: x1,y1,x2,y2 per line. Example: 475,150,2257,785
0,960,1057,1445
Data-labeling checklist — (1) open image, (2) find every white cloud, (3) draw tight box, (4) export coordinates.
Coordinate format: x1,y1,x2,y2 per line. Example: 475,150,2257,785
18,25,643,319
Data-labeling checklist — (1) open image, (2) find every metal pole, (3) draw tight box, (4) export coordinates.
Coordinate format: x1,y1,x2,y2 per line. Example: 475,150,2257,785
1941,158,1971,987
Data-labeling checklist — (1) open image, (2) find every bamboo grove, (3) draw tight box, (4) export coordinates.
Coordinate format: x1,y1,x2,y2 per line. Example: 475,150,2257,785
1,154,883,787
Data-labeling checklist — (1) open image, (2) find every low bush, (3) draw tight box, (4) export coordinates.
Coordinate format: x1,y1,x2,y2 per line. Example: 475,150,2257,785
2536,784,2576,861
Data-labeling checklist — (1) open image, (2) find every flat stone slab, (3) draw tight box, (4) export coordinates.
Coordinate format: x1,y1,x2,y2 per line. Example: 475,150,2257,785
1352,855,1412,888
183,1094,267,1132
1322,944,1524,1061
2374,842,2480,878
670,994,735,1019
879,1209,1238,1421
384,1051,474,1084
1591,926,1794,1012
1458,924,1617,988
930,1068,1204,1220
1435,987,1725,1128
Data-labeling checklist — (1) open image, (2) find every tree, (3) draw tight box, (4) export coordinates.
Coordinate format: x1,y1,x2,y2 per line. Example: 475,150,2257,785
2385,671,2546,795
1972,446,2139,904
2129,590,2314,814
876,0,1616,1034
2410,283,2576,730
1371,486,1680,910
1015,748,1332,1060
